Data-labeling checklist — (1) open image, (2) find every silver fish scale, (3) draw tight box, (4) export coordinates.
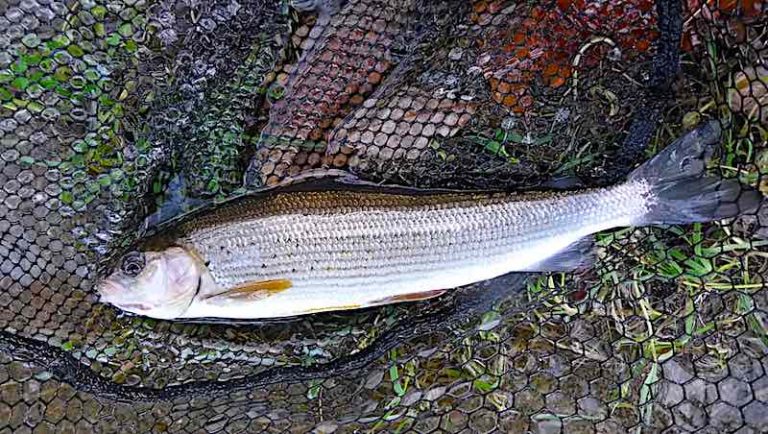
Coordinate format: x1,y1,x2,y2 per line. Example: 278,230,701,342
182,182,651,293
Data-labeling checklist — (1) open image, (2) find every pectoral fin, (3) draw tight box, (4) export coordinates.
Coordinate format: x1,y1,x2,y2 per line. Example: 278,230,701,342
203,279,292,303
370,289,447,306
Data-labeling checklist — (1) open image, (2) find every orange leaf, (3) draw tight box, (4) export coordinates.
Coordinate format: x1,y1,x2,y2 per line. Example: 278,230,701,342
544,63,559,76
717,0,738,13
681,31,694,52
550,76,566,88
638,0,654,12
473,0,488,13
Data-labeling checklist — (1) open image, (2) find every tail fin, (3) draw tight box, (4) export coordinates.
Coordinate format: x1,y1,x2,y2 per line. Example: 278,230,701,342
629,121,762,225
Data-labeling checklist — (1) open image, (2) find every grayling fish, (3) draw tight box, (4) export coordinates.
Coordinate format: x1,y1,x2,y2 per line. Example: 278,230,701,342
99,121,761,320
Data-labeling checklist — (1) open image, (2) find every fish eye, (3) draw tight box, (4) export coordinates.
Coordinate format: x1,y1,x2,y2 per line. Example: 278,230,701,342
121,251,146,276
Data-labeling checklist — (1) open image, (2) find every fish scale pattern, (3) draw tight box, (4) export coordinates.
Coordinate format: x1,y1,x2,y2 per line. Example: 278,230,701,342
1,0,767,433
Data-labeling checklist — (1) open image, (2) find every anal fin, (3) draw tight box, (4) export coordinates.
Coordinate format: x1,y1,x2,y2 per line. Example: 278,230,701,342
523,237,595,272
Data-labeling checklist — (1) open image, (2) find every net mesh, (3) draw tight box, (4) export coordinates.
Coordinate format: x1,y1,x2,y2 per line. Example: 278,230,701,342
1,0,767,433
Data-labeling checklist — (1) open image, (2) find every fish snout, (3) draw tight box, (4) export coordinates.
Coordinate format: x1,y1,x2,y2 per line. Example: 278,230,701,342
97,279,125,301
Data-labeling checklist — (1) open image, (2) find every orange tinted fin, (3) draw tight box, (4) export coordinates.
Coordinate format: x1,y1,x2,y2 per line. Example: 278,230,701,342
370,289,447,305
203,279,292,302
302,304,362,314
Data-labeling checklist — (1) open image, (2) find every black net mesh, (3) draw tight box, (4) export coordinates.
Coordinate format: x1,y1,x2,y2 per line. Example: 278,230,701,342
1,0,767,433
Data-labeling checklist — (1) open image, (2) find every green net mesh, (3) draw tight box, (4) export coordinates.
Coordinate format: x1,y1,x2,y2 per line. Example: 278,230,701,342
1,0,767,432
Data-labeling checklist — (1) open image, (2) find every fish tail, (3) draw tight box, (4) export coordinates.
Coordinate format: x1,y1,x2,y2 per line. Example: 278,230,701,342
629,120,762,225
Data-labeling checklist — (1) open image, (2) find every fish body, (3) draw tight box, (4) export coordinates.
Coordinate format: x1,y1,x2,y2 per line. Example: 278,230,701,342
176,186,640,318
99,122,761,320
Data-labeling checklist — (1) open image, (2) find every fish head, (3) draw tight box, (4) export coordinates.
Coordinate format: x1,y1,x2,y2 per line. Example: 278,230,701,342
98,246,202,319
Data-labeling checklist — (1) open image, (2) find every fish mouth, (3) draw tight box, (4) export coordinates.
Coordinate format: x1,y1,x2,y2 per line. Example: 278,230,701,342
97,279,125,301
98,280,154,313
